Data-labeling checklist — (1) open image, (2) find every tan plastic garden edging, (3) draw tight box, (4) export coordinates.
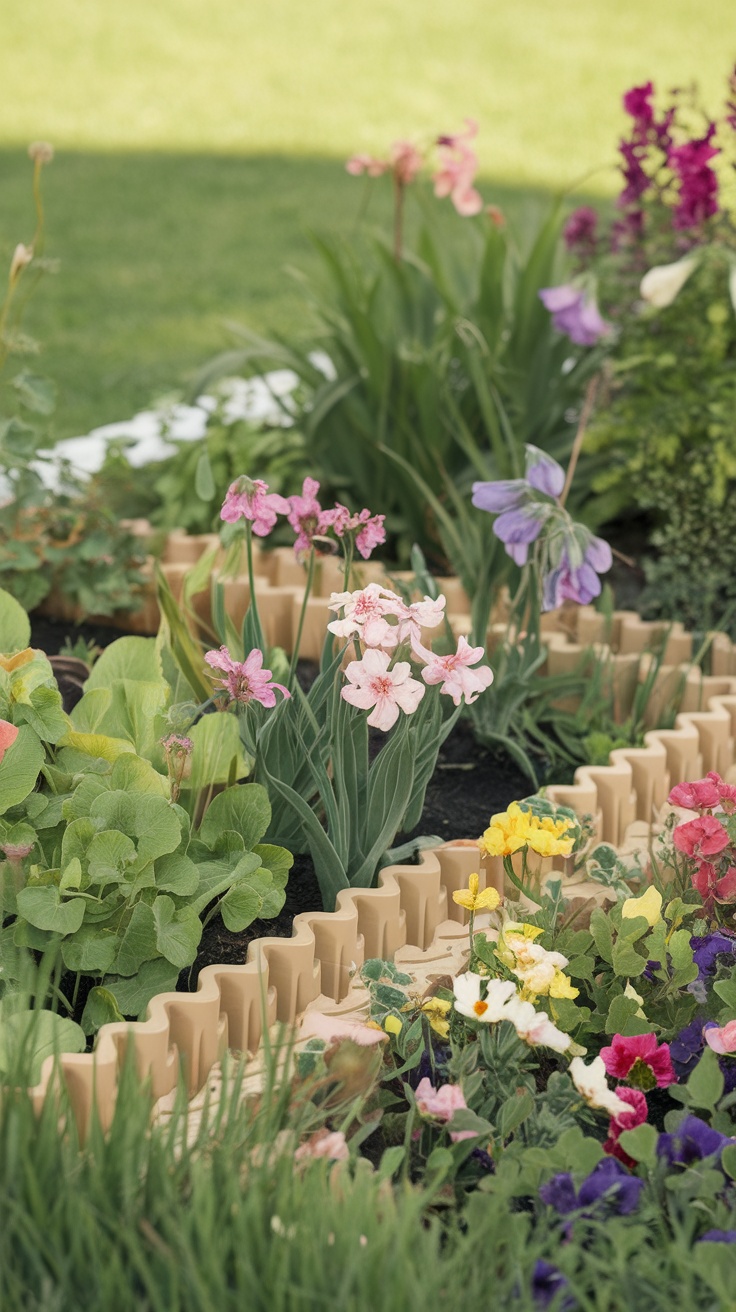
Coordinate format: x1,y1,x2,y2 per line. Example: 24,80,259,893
18,661,736,1138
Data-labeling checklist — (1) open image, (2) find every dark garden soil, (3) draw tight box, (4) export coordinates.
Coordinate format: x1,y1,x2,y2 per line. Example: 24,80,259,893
29,612,536,996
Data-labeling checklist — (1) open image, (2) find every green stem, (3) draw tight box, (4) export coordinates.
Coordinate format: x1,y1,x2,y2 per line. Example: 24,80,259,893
288,547,316,688
245,522,264,649
342,541,355,593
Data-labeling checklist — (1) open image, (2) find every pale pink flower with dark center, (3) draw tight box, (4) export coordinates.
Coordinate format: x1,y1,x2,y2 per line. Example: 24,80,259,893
204,647,290,708
327,585,404,647
416,635,493,706
0,720,19,764
341,648,425,730
433,119,483,216
220,477,290,536
294,1129,350,1162
287,477,323,556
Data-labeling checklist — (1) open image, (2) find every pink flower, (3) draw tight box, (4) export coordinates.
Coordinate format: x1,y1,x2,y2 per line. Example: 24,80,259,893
299,1010,388,1047
433,119,483,217
668,772,736,814
416,635,493,706
294,1129,350,1162
204,646,290,708
603,1087,648,1168
693,863,736,904
414,1078,475,1141
1,840,34,862
390,139,423,185
705,1020,736,1056
346,153,388,178
220,477,290,536
319,503,386,560
0,719,19,764
327,584,404,647
287,477,323,556
394,595,447,651
341,648,425,731
600,1034,676,1090
673,815,730,859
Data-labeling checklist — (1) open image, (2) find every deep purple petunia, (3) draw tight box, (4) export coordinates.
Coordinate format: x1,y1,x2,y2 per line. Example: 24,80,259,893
691,931,736,980
531,1260,575,1310
699,1230,736,1243
657,1115,734,1166
539,1158,643,1218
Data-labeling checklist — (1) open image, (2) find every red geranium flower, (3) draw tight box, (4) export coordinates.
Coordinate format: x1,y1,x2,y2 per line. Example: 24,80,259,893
673,815,730,859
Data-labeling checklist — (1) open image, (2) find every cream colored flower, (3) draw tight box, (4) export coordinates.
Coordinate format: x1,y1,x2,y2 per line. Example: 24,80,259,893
640,255,698,308
569,1055,630,1117
504,998,571,1053
453,972,517,1022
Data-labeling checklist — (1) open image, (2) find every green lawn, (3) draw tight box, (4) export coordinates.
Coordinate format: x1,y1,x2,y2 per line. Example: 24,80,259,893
1,0,733,436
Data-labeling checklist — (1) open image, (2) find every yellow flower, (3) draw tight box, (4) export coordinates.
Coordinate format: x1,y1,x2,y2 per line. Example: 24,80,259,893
621,886,662,928
623,981,647,1019
478,802,576,859
383,1014,402,1036
419,997,452,1040
452,871,501,914
549,971,580,1001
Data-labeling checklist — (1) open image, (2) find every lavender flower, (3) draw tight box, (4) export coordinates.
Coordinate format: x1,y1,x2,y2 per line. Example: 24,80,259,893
531,1260,575,1310
538,285,610,347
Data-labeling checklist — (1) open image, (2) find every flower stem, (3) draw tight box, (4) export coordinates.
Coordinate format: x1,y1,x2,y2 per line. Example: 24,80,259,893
559,374,600,509
245,522,264,648
288,547,316,688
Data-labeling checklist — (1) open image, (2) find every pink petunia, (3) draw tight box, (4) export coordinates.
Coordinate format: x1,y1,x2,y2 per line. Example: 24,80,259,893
673,815,730,859
705,1020,736,1056
433,119,483,217
416,635,494,706
0,719,19,765
294,1129,350,1162
414,1078,475,1141
204,646,290,708
299,1010,388,1047
220,478,290,537
600,1033,676,1089
341,648,425,731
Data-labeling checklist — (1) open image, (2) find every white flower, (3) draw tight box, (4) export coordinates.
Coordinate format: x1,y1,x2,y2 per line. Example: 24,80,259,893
640,255,698,308
327,584,404,647
729,264,736,317
505,998,571,1053
569,1055,630,1117
453,972,517,1022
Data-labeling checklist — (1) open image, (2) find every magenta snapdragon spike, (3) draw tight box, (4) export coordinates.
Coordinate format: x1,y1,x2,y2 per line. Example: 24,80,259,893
204,646,290,708
220,477,290,537
669,124,720,229
564,205,599,252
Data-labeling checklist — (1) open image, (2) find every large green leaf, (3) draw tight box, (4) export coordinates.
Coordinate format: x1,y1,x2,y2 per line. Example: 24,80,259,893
85,636,163,689
80,987,125,1035
15,885,86,935
253,843,293,890
152,896,202,968
154,852,199,896
185,713,250,793
198,783,271,851
104,958,179,1018
0,588,31,653
112,901,159,976
15,685,68,744
86,829,137,885
0,1009,86,1084
60,926,119,973
0,725,44,815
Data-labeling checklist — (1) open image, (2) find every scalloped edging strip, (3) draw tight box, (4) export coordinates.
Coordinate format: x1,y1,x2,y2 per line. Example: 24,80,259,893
22,672,736,1139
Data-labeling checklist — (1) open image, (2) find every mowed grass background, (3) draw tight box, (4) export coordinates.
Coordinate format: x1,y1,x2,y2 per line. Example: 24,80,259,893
1,0,733,437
